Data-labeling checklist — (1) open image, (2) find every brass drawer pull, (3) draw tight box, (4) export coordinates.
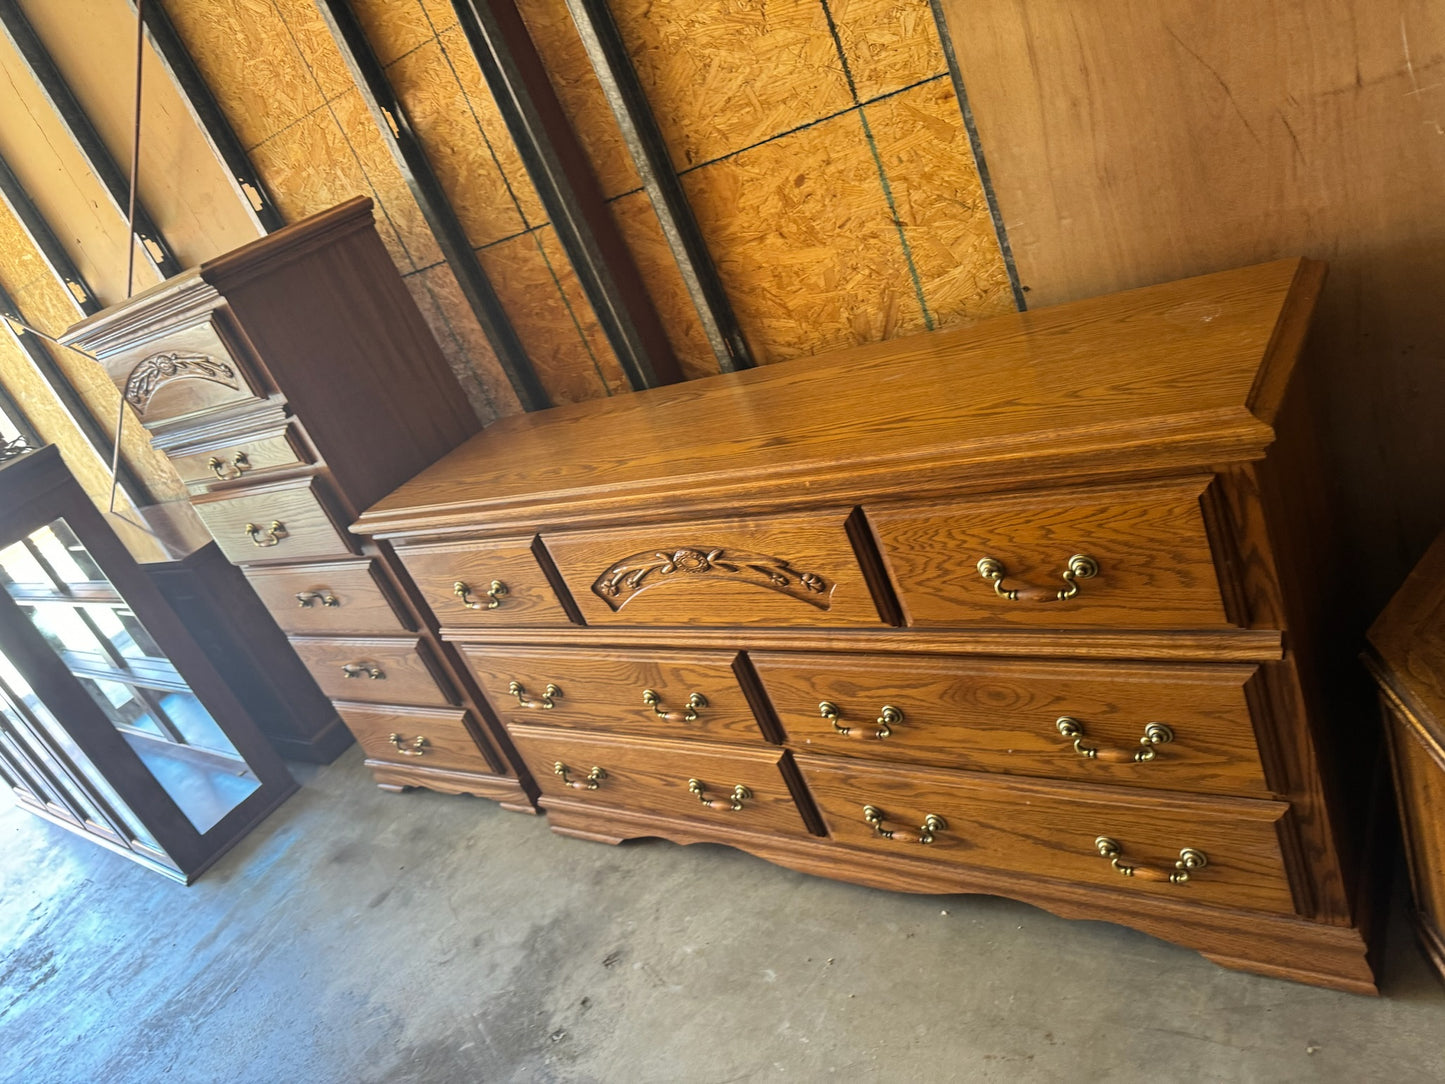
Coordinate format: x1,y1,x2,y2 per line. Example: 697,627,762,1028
208,451,250,480
643,689,706,722
1095,836,1208,884
455,579,507,610
387,733,427,757
1056,717,1174,762
689,778,750,811
509,680,560,709
976,554,1098,602
863,804,946,844
245,520,287,548
341,662,384,680
819,700,901,739
555,761,605,789
295,590,339,608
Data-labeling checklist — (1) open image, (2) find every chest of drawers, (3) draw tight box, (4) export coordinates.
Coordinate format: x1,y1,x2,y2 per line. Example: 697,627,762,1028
356,258,1379,991
62,199,536,811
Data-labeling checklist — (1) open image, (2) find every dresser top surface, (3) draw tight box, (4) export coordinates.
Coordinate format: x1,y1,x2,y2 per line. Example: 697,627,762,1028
358,259,1318,536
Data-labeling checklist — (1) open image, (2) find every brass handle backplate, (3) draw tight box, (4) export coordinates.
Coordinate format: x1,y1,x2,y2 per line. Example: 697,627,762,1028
1095,836,1208,884
387,732,427,757
455,579,507,610
1056,718,1174,763
555,761,605,790
245,520,287,548
689,778,750,811
295,590,339,608
819,700,901,739
976,554,1098,602
863,804,946,844
208,451,250,480
341,662,384,680
509,680,560,710
643,689,706,722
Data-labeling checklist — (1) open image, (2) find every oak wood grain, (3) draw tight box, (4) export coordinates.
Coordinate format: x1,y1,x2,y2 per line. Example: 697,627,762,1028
396,535,576,628
191,476,354,565
242,557,413,636
751,652,1269,797
170,424,308,490
336,701,491,775
289,635,454,708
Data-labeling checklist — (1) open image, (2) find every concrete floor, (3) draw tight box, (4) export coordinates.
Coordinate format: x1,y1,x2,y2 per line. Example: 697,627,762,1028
3,748,1443,1084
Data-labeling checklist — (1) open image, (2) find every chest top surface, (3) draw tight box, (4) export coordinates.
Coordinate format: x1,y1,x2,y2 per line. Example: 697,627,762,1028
357,259,1320,537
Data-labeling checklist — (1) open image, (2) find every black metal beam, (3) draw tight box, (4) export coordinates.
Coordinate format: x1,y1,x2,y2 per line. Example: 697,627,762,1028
0,379,41,448
0,0,181,281
122,0,285,235
561,0,753,373
0,151,101,317
315,0,552,412
450,0,683,391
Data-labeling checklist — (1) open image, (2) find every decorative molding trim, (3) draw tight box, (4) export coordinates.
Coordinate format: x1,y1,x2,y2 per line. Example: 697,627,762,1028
124,352,238,413
592,547,832,610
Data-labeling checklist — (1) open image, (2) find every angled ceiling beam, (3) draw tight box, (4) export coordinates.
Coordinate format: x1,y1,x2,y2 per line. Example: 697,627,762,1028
0,0,181,280
450,0,683,391
0,150,101,317
0,379,41,447
315,0,552,412
124,0,286,236
561,0,753,373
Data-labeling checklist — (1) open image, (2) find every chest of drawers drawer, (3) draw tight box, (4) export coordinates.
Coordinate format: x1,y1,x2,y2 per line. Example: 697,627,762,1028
463,646,768,745
867,478,1232,629
337,702,491,774
395,537,575,628
510,727,813,837
795,755,1295,915
192,477,353,565
752,652,1269,797
170,423,311,492
243,558,413,636
289,636,454,707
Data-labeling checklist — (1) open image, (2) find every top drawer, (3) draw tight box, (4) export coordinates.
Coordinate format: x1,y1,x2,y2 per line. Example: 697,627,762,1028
395,537,574,628
106,312,267,429
867,478,1233,629
542,509,890,628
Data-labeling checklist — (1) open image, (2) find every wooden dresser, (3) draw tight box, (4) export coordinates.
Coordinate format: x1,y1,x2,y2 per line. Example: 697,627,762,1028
356,259,1377,991
62,198,536,811
1365,530,1445,984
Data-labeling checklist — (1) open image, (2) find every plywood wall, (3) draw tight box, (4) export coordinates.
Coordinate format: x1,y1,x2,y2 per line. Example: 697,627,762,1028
939,0,1445,610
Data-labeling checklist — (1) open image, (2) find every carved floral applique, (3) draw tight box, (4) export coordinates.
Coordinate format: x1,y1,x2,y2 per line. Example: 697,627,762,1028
592,546,833,610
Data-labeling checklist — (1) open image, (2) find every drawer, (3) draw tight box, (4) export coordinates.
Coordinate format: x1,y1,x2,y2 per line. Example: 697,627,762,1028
509,726,812,837
243,558,412,635
336,702,491,774
751,653,1269,797
795,755,1296,915
867,478,1232,629
192,477,353,565
289,636,454,707
170,423,309,490
542,508,890,628
105,310,268,427
462,646,766,745
395,537,574,628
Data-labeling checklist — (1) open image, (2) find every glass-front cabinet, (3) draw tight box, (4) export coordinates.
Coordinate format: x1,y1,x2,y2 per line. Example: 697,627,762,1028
0,446,295,882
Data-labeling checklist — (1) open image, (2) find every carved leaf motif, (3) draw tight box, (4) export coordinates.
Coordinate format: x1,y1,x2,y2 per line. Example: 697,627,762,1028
591,547,833,611
123,352,239,414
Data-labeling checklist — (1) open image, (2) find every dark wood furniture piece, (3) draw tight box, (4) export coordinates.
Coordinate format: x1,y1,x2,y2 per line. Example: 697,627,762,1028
357,259,1379,991
62,198,536,811
0,445,296,882
1366,530,1445,984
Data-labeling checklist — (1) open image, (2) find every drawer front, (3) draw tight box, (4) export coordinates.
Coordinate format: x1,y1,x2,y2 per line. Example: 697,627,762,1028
542,509,888,628
752,653,1269,797
796,755,1296,915
107,313,267,426
171,425,308,490
867,479,1231,629
463,646,765,745
290,636,453,707
510,726,811,837
192,478,353,565
396,537,573,628
243,559,412,635
337,702,491,774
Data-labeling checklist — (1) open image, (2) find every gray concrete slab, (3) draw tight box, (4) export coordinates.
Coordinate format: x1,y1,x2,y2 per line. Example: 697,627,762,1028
1,747,1441,1084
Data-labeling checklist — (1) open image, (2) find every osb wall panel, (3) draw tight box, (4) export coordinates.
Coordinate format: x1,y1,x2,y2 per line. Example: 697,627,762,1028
941,0,1445,612
616,0,1012,364
17,0,262,267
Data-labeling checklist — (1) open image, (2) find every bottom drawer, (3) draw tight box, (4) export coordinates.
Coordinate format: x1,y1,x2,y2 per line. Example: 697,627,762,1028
509,726,813,838
795,755,1296,915
337,702,492,774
